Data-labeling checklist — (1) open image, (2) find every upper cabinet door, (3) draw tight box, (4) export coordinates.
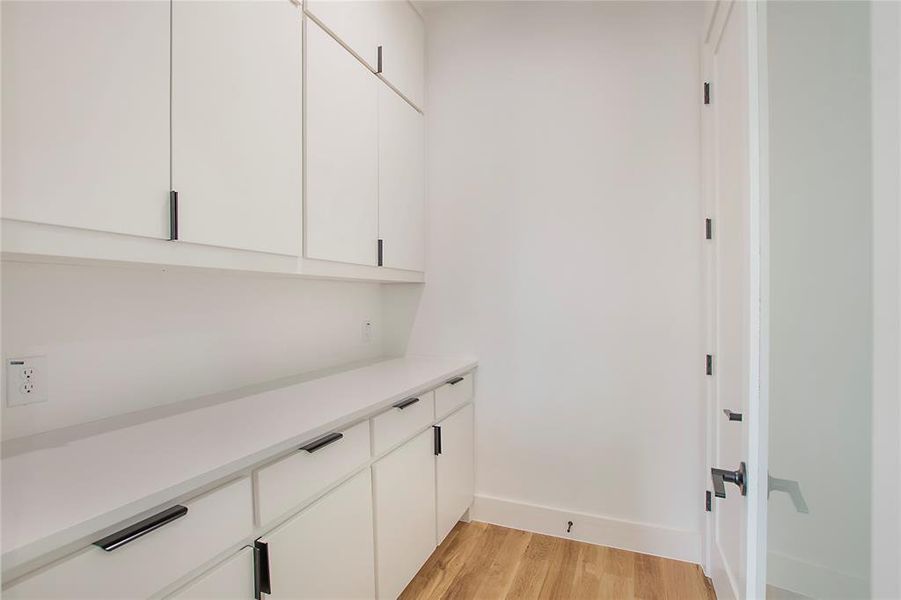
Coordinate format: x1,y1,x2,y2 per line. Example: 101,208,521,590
303,0,381,71
1,1,169,238
378,85,425,272
172,0,303,256
305,19,379,266
377,1,425,109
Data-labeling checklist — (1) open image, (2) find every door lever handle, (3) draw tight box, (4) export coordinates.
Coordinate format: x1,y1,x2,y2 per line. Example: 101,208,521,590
711,462,747,498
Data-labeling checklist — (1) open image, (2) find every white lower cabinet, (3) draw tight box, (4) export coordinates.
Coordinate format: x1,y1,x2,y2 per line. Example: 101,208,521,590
372,428,436,600
258,469,375,599
436,404,475,544
4,478,254,599
169,547,255,600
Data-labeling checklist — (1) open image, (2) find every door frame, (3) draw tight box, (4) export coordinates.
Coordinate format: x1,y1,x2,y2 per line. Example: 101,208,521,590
700,2,768,598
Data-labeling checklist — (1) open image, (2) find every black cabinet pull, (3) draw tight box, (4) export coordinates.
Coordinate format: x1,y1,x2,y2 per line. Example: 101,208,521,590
393,397,420,410
300,432,343,453
446,376,464,386
377,45,383,74
169,190,178,241
93,505,187,551
377,238,384,266
433,425,442,456
254,540,271,599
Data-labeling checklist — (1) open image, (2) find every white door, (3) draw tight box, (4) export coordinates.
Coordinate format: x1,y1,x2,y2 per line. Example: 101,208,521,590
169,547,254,600
372,429,436,599
378,85,425,272
305,18,379,266
435,404,475,544
172,0,303,256
703,2,762,599
1,0,169,238
259,470,375,600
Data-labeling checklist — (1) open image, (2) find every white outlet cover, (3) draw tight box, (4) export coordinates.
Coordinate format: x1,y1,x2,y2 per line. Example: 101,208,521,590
7,356,48,407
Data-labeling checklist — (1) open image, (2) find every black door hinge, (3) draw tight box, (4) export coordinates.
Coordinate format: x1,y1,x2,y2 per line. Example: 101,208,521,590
377,238,384,266
433,425,442,456
705,490,712,512
705,218,713,240
169,190,179,241
254,540,271,600
377,46,383,74
704,81,711,105
706,354,713,376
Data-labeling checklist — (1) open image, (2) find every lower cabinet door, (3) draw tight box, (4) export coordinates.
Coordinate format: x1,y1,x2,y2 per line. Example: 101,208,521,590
372,429,436,599
169,547,254,599
260,470,375,599
436,403,475,544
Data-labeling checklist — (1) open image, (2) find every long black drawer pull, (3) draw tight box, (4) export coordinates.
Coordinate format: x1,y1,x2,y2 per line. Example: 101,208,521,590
393,397,420,410
300,432,344,453
254,540,271,599
433,425,442,456
93,505,188,551
447,376,464,385
169,190,178,241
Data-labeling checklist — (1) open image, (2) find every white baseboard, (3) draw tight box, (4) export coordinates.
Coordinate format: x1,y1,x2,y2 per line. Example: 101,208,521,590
767,550,867,599
471,494,701,564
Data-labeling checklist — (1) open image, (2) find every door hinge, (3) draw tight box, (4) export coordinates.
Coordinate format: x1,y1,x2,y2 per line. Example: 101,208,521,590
377,46,383,74
169,190,179,241
377,238,384,266
433,425,442,456
704,81,711,105
705,490,712,512
705,218,713,240
253,540,271,599
706,354,713,376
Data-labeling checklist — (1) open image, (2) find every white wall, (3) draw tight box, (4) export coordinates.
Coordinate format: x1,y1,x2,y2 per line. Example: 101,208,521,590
388,0,705,559
1,262,384,440
765,2,872,597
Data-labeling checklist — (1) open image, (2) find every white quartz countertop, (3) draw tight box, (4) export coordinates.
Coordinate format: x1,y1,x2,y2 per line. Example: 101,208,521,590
1,355,477,575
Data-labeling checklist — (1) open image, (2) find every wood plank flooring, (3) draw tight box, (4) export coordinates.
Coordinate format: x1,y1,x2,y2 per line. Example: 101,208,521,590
399,522,716,600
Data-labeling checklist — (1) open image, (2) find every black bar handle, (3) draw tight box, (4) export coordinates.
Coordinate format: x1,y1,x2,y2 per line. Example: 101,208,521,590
433,425,442,455
393,397,420,410
169,190,178,241
377,238,384,266
377,45,383,73
300,432,343,453
446,376,464,386
93,505,187,551
254,540,271,599
723,409,743,422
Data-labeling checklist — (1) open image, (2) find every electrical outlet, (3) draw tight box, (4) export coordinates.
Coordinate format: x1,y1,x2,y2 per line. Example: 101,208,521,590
7,356,48,407
361,320,373,344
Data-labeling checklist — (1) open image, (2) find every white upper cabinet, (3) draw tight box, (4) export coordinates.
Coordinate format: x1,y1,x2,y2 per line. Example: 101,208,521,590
377,0,425,109
303,0,381,71
305,19,380,266
378,85,425,271
1,1,170,238
172,0,303,256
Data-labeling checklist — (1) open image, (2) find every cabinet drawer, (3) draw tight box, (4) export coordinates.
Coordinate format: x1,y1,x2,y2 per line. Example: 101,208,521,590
434,373,474,419
5,478,254,599
371,391,434,455
255,421,370,525
168,546,254,599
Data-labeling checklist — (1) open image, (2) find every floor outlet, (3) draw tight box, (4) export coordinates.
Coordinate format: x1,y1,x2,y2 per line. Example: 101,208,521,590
7,356,48,407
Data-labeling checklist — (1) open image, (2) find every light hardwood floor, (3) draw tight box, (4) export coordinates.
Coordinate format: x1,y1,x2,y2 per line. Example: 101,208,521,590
400,522,716,600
